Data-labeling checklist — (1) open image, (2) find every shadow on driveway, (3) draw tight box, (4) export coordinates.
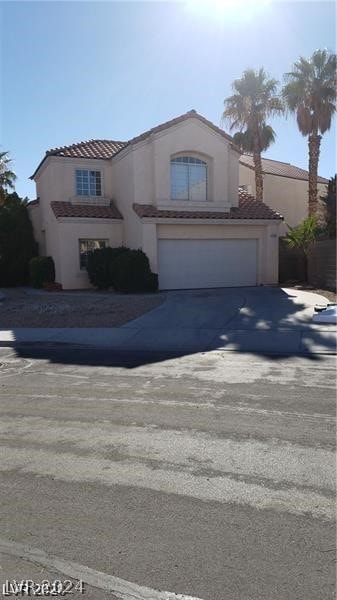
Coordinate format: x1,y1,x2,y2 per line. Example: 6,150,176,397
9,287,337,368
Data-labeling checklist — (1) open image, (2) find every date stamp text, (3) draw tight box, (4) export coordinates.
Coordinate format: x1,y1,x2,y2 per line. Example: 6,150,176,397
2,579,85,596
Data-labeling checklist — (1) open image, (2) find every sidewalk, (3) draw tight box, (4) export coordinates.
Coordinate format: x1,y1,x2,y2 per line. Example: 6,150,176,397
0,325,336,355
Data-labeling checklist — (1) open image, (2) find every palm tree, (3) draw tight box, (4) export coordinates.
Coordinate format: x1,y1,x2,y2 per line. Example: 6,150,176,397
223,68,283,201
0,151,16,203
283,49,337,215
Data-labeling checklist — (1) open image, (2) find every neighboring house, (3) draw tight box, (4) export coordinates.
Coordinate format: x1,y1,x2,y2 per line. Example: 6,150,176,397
28,110,282,290
239,155,329,235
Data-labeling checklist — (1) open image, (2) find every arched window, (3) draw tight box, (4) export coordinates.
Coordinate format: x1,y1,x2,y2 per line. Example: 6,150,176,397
171,156,207,201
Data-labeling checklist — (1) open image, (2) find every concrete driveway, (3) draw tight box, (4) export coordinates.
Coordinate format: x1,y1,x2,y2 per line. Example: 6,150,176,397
121,286,336,355
1,287,336,355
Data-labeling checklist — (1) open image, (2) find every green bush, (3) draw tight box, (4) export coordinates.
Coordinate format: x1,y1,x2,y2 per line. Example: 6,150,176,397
29,257,55,288
86,246,128,290
86,246,158,292
113,249,158,293
143,272,159,293
0,193,37,286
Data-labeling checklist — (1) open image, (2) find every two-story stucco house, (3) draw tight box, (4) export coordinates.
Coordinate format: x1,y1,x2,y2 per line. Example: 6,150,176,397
239,155,329,236
28,110,283,290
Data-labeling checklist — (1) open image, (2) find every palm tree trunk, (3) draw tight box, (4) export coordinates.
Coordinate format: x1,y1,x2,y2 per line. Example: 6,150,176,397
253,150,264,201
308,133,322,216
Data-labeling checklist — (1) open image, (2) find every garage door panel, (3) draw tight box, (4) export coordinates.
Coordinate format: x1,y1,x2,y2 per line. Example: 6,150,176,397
158,239,257,290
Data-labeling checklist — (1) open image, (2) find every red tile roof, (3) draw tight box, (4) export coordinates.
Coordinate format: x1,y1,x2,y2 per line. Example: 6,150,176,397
126,110,239,149
51,201,122,220
240,155,329,184
47,139,126,160
31,110,239,178
133,190,283,221
30,141,127,179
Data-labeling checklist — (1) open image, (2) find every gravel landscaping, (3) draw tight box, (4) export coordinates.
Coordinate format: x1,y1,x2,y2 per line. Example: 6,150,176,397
0,288,166,328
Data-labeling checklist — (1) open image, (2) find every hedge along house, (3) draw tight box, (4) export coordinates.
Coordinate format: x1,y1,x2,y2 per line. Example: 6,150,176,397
29,110,283,290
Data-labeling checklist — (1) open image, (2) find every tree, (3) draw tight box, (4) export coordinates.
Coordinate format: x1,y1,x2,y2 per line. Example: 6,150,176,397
222,68,283,201
0,151,17,204
282,49,337,215
285,216,320,282
0,192,37,286
321,175,336,239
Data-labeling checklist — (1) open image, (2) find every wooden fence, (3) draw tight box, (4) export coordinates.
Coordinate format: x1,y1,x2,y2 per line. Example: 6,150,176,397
279,238,336,291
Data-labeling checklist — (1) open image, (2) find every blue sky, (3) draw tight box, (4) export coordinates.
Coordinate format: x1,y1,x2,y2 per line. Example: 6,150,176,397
1,0,336,199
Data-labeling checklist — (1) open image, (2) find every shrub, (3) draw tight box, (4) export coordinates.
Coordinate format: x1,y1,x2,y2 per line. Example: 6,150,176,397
112,249,158,293
143,272,159,293
86,246,128,290
86,246,158,292
29,256,55,288
0,192,37,286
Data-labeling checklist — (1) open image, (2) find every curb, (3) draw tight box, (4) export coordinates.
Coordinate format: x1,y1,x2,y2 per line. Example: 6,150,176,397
0,340,335,356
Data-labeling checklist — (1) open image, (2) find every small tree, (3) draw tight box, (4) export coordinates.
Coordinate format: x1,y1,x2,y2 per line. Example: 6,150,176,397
285,216,320,282
320,175,336,239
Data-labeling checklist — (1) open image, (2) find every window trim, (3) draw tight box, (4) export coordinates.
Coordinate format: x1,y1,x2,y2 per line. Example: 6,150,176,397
79,238,109,270
170,155,208,202
75,169,103,197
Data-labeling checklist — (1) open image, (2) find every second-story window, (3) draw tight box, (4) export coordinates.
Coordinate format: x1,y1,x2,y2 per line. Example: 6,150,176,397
76,170,102,196
171,156,207,201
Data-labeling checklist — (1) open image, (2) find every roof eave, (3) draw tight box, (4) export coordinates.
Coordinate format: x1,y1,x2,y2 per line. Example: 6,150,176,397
55,216,123,223
30,155,49,180
135,216,283,224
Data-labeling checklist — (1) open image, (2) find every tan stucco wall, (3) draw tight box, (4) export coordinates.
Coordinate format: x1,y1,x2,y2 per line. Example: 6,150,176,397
142,221,279,286
149,118,234,209
239,164,328,235
56,220,123,289
28,204,46,255
35,156,114,205
110,117,239,252
35,162,63,279
110,151,142,250
34,156,119,287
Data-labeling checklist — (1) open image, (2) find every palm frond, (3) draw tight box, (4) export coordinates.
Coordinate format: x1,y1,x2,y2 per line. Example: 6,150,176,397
0,151,16,195
222,67,282,148
285,216,320,253
282,49,337,136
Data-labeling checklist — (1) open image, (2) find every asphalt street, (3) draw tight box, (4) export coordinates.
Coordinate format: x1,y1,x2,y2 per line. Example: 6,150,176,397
0,345,335,600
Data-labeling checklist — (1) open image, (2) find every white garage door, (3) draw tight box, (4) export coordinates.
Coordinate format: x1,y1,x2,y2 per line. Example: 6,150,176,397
158,239,257,290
